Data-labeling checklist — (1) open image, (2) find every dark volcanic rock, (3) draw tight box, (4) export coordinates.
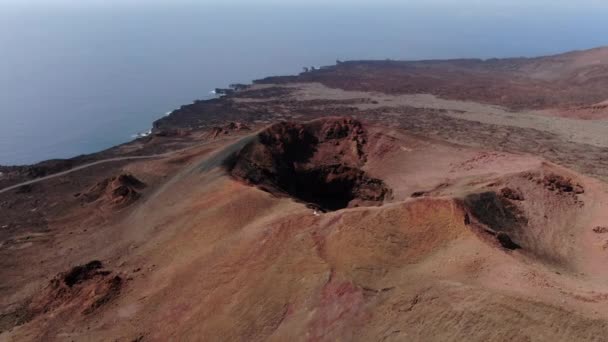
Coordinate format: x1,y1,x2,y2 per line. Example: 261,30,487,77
63,260,104,287
464,192,526,233
500,187,525,201
593,226,608,234
496,232,521,250
152,98,272,132
543,174,584,194
215,88,235,96
15,184,34,194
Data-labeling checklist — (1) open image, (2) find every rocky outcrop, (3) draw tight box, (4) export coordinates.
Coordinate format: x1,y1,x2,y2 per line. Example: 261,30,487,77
80,174,145,209
210,122,250,139
543,174,584,194
28,261,122,317
0,261,123,332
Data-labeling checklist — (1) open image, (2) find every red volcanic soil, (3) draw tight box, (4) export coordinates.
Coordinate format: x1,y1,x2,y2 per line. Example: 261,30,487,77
4,117,608,341
4,48,608,341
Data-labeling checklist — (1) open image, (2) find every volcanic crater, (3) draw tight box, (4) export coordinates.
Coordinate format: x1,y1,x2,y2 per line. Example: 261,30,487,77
226,117,392,211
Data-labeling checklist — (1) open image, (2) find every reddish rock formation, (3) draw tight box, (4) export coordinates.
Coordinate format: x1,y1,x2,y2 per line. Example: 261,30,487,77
81,174,145,209
27,261,122,319
210,121,251,139
543,174,584,194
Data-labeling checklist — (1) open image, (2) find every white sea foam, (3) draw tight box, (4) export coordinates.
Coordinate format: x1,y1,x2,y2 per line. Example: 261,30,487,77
132,129,152,139
209,89,217,95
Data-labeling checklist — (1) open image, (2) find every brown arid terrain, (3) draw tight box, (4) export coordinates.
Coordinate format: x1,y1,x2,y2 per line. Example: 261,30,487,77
3,47,608,341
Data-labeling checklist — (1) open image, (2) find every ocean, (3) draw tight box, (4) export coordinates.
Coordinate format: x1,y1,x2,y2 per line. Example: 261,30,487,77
1,1,607,165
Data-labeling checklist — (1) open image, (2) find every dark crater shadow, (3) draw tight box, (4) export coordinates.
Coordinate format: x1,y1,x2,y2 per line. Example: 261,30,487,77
464,191,526,250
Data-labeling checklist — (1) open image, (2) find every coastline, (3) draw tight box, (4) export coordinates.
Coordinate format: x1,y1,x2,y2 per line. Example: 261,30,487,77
0,80,266,190
4,47,608,190
0,89,227,178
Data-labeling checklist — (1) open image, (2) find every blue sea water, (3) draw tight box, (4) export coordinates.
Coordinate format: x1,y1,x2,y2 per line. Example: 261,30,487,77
1,1,607,165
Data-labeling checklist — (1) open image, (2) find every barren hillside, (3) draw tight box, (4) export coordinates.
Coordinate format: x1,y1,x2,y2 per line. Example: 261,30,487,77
3,47,608,341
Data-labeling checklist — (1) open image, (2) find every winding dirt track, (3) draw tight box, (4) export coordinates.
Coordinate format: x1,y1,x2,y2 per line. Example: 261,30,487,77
0,155,165,195
0,137,232,194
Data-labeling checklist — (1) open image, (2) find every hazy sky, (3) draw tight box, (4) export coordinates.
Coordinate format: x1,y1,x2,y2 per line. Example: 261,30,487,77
2,0,608,8
3,0,605,58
